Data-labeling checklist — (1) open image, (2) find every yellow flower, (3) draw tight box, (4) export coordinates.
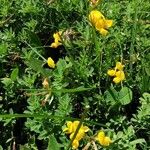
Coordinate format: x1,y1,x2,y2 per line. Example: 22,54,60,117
63,121,90,149
50,31,62,48
70,128,86,141
102,137,112,146
107,62,125,84
113,77,121,84
116,71,125,80
113,71,125,83
89,10,113,35
63,121,89,134
89,10,104,25
70,130,85,149
96,131,112,146
63,121,74,134
72,121,80,131
107,69,116,76
115,62,124,71
47,57,55,68
96,19,113,36
72,139,79,149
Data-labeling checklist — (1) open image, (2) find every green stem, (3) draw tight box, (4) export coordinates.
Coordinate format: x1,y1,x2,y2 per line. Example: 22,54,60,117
25,41,47,62
22,86,96,93
91,27,103,94
0,114,107,127
129,0,138,75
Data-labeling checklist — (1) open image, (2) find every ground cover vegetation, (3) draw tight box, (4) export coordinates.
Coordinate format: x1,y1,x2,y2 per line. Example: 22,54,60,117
0,0,150,149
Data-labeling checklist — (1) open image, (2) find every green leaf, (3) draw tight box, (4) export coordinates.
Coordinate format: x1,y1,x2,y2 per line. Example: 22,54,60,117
0,145,3,150
130,139,146,145
118,87,132,105
27,58,43,72
47,134,60,150
145,67,150,76
105,86,132,106
26,58,51,77
10,68,19,81
105,85,119,105
27,31,44,50
0,43,7,55
54,94,72,123
1,78,12,86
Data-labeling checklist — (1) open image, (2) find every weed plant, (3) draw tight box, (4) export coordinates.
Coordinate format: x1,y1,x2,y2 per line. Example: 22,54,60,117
0,0,150,149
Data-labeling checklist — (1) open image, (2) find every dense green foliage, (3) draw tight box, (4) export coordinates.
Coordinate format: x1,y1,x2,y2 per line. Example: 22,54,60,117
0,0,150,149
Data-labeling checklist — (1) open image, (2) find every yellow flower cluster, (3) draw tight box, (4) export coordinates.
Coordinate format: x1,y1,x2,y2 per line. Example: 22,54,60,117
96,131,112,146
63,121,89,149
107,62,125,84
89,10,113,36
50,31,62,48
63,121,113,149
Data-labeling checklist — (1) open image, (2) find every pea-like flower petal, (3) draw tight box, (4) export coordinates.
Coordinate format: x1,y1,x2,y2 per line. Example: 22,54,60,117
82,126,90,132
107,69,116,76
50,42,61,48
115,62,124,71
47,57,55,68
105,20,113,28
101,137,112,146
63,121,74,134
72,139,79,149
97,131,105,140
113,77,121,84
50,31,62,48
116,71,125,80
96,131,112,147
89,10,105,25
70,129,85,141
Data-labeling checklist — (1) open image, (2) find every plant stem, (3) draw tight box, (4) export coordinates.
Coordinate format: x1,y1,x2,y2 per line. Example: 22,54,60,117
129,0,138,75
25,41,47,62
